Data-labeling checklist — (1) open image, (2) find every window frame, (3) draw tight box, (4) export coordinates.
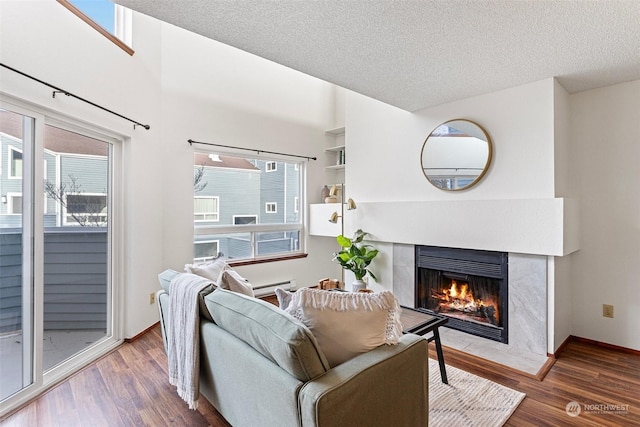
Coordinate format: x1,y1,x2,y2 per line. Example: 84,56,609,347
194,196,220,222
6,192,22,215
233,215,257,225
62,192,108,226
0,97,124,417
265,202,277,213
8,146,22,179
193,152,306,264
56,0,134,56
194,239,220,263
265,161,277,172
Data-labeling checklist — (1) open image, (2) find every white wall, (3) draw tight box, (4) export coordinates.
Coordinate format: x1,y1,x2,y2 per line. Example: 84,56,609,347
157,24,339,290
343,78,579,353
346,78,556,203
343,79,560,270
570,80,640,351
345,75,640,352
0,0,164,339
551,80,574,352
0,1,339,338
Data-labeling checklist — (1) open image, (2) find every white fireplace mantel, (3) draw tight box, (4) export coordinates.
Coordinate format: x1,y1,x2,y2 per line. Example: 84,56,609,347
344,198,579,257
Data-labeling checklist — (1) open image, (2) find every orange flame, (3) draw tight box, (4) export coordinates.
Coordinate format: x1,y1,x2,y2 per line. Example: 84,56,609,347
439,279,499,323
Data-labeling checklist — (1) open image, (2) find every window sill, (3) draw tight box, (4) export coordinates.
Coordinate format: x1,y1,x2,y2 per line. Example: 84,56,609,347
228,253,308,267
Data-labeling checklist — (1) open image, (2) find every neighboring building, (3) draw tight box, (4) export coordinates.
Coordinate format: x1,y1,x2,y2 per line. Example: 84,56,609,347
193,152,301,261
0,113,110,334
0,114,108,229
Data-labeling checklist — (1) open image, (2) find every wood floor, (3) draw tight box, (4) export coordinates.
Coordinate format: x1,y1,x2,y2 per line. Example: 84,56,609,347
1,325,638,426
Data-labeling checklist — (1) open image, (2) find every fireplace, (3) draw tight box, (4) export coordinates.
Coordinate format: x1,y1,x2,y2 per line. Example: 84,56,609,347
415,246,508,344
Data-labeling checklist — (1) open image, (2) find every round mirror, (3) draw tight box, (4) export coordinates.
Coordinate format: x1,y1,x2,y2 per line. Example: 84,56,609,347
420,119,492,191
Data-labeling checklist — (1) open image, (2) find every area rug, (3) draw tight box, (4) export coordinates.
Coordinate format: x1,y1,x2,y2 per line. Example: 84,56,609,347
429,359,526,427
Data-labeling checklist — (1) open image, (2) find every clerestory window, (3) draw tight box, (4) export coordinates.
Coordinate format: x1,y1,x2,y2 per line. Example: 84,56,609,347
57,0,134,55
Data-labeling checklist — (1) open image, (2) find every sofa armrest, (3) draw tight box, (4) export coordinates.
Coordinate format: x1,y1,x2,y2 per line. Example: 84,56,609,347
298,334,429,427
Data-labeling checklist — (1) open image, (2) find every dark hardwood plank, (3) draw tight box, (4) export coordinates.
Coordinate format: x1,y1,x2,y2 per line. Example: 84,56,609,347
439,338,640,426
0,327,231,427
2,325,639,426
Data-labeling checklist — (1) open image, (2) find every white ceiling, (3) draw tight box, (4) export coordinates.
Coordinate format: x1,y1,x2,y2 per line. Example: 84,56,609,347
114,0,640,112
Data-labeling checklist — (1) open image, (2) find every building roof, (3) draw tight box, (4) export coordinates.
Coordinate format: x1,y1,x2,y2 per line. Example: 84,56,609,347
1,110,108,157
194,152,260,171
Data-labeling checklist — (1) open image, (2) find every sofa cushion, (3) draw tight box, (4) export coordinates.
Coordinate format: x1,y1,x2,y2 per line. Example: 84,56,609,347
285,287,403,367
158,269,215,321
205,289,329,381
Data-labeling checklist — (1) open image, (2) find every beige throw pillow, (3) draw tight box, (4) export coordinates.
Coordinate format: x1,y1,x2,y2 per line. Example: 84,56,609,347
217,269,255,298
284,287,403,367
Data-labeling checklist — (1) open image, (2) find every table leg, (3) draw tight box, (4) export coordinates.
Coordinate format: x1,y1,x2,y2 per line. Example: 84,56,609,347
433,328,448,384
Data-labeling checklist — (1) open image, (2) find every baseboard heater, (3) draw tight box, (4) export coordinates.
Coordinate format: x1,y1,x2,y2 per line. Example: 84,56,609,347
252,280,297,297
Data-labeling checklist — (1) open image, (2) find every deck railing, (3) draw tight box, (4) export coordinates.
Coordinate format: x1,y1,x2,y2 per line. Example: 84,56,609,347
0,228,107,333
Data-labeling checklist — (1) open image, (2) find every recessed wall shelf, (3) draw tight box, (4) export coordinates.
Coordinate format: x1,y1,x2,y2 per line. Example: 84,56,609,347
325,126,345,136
325,144,346,152
326,164,345,170
324,127,346,171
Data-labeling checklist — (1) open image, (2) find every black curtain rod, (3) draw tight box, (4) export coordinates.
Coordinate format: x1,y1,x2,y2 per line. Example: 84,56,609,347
0,63,151,130
188,139,317,161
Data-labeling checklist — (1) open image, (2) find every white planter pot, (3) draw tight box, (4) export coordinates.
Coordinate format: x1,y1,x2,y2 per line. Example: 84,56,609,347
352,279,367,292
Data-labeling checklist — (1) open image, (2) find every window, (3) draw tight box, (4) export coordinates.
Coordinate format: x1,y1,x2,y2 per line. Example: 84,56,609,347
9,147,22,178
233,215,257,225
265,161,277,172
64,193,107,226
7,194,22,214
194,197,219,222
193,152,304,262
265,202,277,213
57,0,134,55
194,240,220,262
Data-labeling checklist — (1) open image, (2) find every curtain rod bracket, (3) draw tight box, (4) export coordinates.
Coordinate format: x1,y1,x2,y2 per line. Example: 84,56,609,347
52,90,70,98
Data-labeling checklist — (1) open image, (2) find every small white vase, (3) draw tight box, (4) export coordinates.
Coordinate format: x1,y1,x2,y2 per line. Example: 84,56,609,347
352,279,367,292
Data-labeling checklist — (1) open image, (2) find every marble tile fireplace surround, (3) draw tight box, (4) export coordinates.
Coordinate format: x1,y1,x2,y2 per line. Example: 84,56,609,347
393,243,550,376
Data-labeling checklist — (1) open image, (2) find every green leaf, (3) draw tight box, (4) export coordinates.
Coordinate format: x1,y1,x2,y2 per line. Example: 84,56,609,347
336,235,351,248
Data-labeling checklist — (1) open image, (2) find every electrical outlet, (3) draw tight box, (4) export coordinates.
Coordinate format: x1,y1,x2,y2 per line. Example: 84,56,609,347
602,304,614,318
150,292,155,305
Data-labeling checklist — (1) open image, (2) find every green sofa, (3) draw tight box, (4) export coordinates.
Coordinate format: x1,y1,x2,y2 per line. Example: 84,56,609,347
157,270,429,427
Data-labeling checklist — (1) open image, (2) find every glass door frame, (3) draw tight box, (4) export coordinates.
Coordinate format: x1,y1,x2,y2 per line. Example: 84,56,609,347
0,97,124,417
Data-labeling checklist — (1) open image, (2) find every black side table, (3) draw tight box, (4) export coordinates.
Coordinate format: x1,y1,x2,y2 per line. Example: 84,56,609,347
400,306,449,384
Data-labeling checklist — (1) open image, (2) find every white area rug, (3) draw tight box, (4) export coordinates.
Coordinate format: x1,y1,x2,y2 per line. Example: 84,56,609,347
429,359,526,427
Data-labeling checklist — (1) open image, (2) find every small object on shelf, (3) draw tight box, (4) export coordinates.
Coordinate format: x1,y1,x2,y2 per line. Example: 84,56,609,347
321,185,330,200
319,278,340,290
324,196,338,203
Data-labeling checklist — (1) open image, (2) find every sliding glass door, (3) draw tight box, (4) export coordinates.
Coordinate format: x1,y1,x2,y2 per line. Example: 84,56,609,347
42,124,111,371
0,102,117,411
0,108,35,401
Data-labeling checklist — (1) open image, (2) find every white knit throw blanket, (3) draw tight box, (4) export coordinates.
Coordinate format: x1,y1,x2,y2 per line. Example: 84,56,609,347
167,273,212,410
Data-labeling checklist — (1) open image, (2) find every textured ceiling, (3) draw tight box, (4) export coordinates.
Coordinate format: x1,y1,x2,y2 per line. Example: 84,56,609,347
114,0,640,111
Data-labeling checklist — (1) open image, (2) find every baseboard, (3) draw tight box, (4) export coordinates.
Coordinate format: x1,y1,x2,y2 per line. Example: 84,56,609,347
124,321,160,343
551,335,573,358
435,342,555,382
567,335,640,356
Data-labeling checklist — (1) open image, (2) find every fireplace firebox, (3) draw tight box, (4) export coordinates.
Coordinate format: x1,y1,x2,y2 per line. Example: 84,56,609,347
415,246,508,343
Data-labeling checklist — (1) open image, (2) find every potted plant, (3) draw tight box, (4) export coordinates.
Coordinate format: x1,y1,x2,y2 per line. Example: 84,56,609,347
333,229,379,291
